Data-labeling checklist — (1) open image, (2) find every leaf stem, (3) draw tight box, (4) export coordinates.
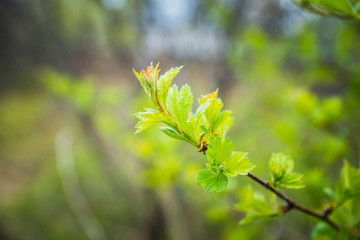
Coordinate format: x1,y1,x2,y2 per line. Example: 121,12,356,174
246,172,341,231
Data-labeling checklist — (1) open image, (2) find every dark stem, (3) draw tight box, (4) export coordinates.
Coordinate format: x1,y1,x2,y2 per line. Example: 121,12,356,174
247,172,341,231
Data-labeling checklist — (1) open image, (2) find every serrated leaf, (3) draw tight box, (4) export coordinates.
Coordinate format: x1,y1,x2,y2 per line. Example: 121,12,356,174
268,153,304,189
205,98,223,131
176,84,193,124
275,172,305,189
167,84,179,116
223,152,255,177
192,99,211,129
269,153,294,179
157,66,183,109
213,110,232,130
206,136,233,167
198,89,218,105
133,69,152,98
196,169,228,192
217,115,233,138
336,161,360,205
134,108,173,133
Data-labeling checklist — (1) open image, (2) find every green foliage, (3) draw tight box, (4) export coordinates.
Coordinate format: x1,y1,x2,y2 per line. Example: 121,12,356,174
235,186,279,225
335,161,360,207
293,0,360,20
196,169,228,192
134,64,254,193
133,63,236,149
134,63,359,238
196,136,255,192
311,222,337,239
268,153,305,189
198,90,234,138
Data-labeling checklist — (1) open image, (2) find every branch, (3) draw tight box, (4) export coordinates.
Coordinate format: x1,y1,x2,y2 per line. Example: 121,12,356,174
246,172,341,231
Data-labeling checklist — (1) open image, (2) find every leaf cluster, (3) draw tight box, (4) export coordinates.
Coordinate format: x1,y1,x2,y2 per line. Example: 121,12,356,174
133,64,360,237
134,63,256,193
268,153,305,189
196,136,255,192
133,63,233,149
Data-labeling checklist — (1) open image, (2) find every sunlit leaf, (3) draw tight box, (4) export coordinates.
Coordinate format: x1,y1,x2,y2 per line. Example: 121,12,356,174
223,152,255,177
268,153,304,189
196,169,228,192
206,136,233,167
157,66,183,109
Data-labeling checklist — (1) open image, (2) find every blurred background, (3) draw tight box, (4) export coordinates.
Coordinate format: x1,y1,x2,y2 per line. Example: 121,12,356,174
0,0,359,239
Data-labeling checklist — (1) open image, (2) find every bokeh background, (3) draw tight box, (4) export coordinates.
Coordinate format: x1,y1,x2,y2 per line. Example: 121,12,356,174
0,0,359,239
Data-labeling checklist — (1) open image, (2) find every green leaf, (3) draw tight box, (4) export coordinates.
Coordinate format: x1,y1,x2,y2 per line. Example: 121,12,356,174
274,172,305,189
198,89,218,105
167,84,179,116
159,127,197,146
205,98,223,132
311,0,356,16
206,136,234,167
134,108,173,133
269,152,294,178
268,153,304,189
133,68,154,99
196,169,228,192
159,127,185,141
336,161,360,205
157,66,183,109
213,110,232,130
311,222,336,239
192,99,211,130
166,84,194,127
223,152,255,177
176,84,193,124
194,99,211,120
293,0,357,19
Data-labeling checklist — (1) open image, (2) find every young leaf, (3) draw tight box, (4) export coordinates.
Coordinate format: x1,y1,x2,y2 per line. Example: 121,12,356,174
133,63,160,106
176,84,193,124
133,69,152,98
167,84,179,116
213,110,232,130
205,98,223,132
223,152,255,177
198,89,218,105
335,161,360,205
268,153,304,189
206,136,234,167
134,108,173,133
274,172,305,189
157,66,183,109
159,127,197,146
192,99,211,130
196,169,228,192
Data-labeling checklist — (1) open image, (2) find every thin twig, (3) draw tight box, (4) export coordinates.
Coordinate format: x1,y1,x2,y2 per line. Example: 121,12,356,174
247,172,340,231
